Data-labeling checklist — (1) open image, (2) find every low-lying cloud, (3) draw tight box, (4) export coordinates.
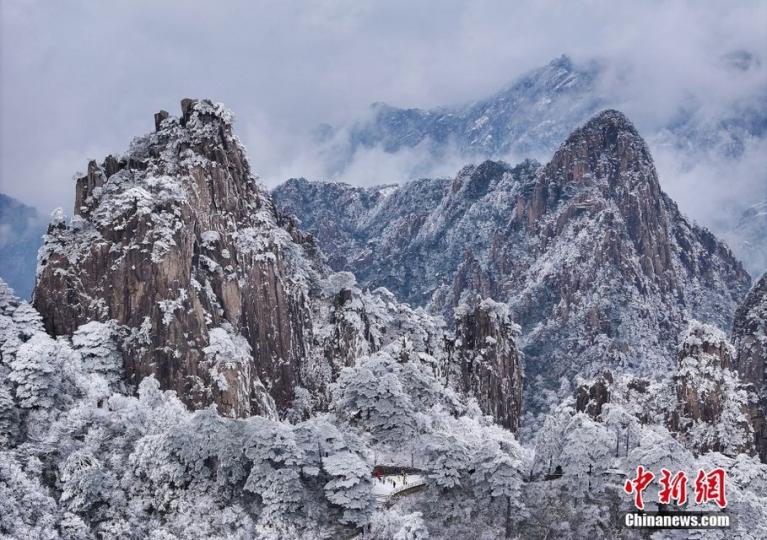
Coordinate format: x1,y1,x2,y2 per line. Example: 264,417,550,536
1,0,765,228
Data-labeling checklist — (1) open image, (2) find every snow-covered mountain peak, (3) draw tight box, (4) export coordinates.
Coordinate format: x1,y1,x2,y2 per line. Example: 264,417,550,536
274,109,751,419
317,54,766,278
35,98,329,417
540,108,656,197
565,108,641,143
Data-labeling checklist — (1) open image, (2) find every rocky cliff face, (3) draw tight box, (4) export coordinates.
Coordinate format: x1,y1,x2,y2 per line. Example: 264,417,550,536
733,273,767,461
574,371,613,418
450,297,523,432
34,100,319,417
274,110,751,410
506,111,750,400
32,99,525,432
276,174,458,308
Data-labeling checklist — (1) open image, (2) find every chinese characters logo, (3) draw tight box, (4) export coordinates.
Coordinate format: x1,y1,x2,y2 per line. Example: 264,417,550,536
623,466,727,510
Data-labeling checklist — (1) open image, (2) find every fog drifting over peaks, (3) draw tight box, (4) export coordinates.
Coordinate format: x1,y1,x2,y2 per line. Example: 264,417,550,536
1,0,765,223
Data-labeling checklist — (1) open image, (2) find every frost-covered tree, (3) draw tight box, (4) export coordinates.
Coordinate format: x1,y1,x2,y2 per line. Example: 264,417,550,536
0,383,19,447
424,432,472,491
2,252,766,538
9,332,75,409
71,321,123,390
332,352,417,444
369,508,430,540
59,450,117,517
322,451,375,527
1,280,45,374
0,453,60,539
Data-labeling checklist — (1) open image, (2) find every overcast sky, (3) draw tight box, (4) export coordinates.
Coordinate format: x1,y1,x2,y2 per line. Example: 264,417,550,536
1,0,765,215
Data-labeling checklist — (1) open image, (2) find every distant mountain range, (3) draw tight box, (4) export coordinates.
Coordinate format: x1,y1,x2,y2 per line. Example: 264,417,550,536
2,54,764,292
274,110,752,420
330,53,766,166
0,193,46,299
316,54,767,277
723,200,767,278
345,55,605,161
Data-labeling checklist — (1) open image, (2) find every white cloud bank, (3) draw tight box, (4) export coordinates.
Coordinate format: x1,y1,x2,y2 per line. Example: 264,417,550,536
1,0,765,221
